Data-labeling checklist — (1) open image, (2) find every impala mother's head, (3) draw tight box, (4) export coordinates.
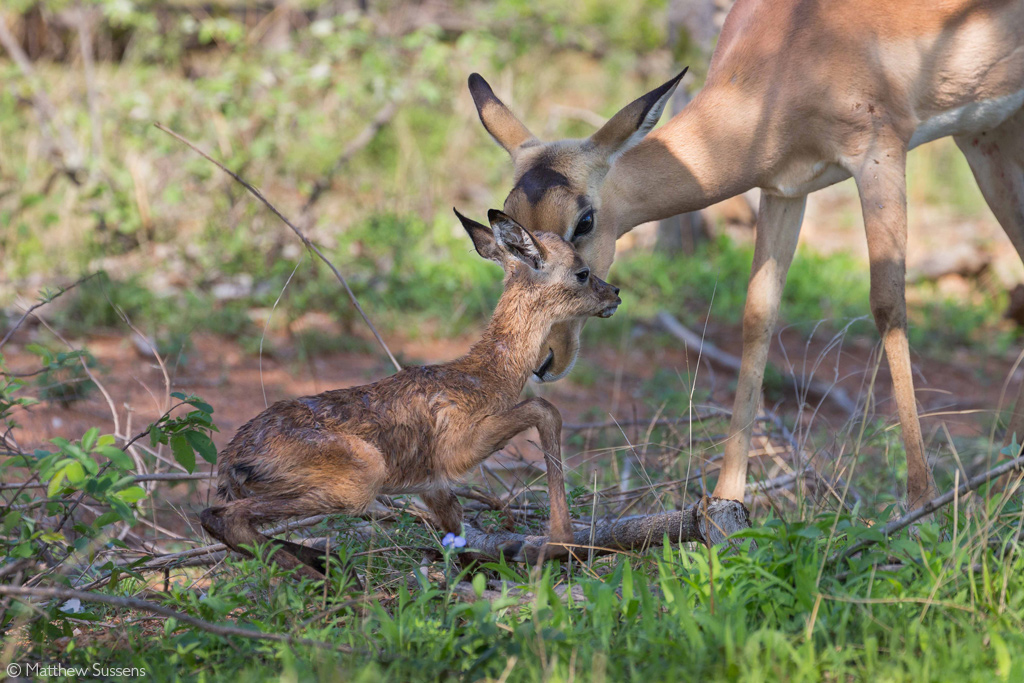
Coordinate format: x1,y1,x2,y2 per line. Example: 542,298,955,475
467,70,686,381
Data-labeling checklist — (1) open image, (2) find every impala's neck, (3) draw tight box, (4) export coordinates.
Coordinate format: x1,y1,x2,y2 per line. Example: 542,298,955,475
459,279,553,401
600,87,766,236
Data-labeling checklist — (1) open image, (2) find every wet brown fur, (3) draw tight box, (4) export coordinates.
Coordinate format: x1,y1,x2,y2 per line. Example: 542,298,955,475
200,211,621,579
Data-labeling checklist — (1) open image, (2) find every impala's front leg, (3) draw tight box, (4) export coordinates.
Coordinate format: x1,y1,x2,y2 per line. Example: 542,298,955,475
473,397,573,555
715,194,806,501
855,144,938,508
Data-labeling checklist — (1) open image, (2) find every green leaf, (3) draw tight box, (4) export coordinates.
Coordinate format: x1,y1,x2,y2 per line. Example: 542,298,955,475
170,434,195,473
97,434,116,448
472,572,486,598
109,498,135,523
96,446,134,471
114,486,147,504
81,427,99,452
93,511,122,528
48,468,67,498
65,461,86,485
185,430,217,464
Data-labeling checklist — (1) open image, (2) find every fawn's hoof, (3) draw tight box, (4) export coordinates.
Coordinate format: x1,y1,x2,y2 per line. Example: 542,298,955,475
498,540,526,562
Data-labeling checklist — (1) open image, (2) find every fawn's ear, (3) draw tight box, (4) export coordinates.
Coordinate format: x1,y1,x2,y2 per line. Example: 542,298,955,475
455,208,502,263
589,68,687,163
468,73,538,159
487,209,547,270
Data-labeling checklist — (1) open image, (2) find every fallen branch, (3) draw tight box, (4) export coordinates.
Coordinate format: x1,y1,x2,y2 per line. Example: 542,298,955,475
656,311,857,415
154,123,401,372
0,584,354,653
463,496,750,560
833,453,1024,564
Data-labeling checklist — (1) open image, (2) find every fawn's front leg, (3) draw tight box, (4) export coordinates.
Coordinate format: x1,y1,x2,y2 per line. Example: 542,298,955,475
474,397,573,555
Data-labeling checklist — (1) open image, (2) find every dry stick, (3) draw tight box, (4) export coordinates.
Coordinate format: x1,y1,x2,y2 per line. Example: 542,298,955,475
0,274,97,351
154,123,401,372
0,585,354,654
656,311,857,415
833,453,1024,565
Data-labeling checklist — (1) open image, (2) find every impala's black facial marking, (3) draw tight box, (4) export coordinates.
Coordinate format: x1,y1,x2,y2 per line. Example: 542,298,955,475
516,164,571,205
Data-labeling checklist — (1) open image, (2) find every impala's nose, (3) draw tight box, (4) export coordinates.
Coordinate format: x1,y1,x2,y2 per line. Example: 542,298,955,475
534,350,554,380
613,285,620,295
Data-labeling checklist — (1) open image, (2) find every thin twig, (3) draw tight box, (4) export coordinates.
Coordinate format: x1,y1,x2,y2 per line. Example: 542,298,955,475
833,453,1024,564
0,274,97,351
0,585,355,654
656,311,857,415
154,122,401,372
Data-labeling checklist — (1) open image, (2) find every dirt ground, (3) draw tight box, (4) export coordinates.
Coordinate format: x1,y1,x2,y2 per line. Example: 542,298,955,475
3,310,1019,465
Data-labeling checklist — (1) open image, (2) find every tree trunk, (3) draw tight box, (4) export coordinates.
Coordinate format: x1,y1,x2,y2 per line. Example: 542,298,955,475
655,0,717,255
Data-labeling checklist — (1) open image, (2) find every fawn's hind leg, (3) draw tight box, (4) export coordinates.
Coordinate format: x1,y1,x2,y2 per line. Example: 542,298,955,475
201,497,326,581
202,434,388,582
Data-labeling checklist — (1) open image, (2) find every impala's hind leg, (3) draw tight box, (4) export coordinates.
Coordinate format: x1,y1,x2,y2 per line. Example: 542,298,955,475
956,109,1024,452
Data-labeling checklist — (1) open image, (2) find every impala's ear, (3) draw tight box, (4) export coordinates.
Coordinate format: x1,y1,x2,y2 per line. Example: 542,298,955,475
468,73,538,158
455,208,501,264
590,68,687,162
487,209,547,270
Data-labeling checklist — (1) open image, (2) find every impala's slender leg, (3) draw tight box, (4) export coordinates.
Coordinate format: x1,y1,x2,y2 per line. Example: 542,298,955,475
955,109,1024,451
854,143,938,508
715,194,806,501
472,397,572,553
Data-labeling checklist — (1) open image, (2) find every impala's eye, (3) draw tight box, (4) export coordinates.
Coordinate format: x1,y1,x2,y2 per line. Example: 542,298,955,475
576,268,590,284
573,210,594,239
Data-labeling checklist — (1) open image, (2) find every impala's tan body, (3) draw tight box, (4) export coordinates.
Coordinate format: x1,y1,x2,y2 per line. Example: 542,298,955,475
470,0,1024,507
201,212,621,578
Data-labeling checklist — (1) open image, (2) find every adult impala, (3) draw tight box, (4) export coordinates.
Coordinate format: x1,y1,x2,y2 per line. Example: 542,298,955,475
469,0,1024,507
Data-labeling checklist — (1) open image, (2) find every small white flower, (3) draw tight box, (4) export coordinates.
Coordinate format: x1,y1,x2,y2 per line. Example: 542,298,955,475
60,598,83,614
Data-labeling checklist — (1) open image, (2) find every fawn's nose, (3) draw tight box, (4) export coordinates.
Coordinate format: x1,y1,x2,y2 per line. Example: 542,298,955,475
612,285,620,295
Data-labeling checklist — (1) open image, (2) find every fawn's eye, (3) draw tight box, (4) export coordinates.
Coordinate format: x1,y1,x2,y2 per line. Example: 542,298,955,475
575,268,590,284
573,210,594,239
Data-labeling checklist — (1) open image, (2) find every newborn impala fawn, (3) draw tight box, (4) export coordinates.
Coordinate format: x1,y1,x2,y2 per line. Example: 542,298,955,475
200,209,621,579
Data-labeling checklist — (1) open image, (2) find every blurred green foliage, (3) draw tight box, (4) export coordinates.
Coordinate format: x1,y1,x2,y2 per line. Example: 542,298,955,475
1,0,1015,361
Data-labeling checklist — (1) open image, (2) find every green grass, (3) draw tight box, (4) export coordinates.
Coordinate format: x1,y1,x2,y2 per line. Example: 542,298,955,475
13,497,1024,682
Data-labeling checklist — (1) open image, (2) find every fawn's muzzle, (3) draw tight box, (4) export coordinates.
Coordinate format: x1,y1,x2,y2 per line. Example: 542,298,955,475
596,277,621,318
